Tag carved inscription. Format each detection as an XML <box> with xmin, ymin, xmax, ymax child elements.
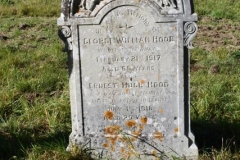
<box><xmin>97</xmin><ymin>47</ymin><xmax>157</xmax><ymax>53</ymax></box>
<box><xmin>91</xmin><ymin>97</ymin><xmax>168</xmax><ymax>104</ymax></box>
<box><xmin>88</xmin><ymin>81</ymin><xmax>169</xmax><ymax>90</ymax></box>
<box><xmin>79</xmin><ymin>6</ymin><xmax>179</xmax><ymax>148</ymax></box>
<box><xmin>96</xmin><ymin>54</ymin><xmax>160</xmax><ymax>63</ymax></box>
<box><xmin>83</xmin><ymin>36</ymin><xmax>174</xmax><ymax>45</ymax></box>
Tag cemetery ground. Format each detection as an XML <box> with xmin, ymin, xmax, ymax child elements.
<box><xmin>0</xmin><ymin>0</ymin><xmax>240</xmax><ymax>159</ymax></box>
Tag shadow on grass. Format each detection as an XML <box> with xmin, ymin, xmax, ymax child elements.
<box><xmin>2</xmin><ymin>120</ymin><xmax>240</xmax><ymax>159</ymax></box>
<box><xmin>0</xmin><ymin>130</ymin><xmax>70</xmax><ymax>160</ymax></box>
<box><xmin>192</xmin><ymin>120</ymin><xmax>240</xmax><ymax>153</ymax></box>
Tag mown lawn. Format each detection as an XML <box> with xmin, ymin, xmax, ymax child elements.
<box><xmin>0</xmin><ymin>0</ymin><xmax>240</xmax><ymax>159</ymax></box>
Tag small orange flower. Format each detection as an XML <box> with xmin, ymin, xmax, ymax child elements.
<box><xmin>152</xmin><ymin>150</ymin><xmax>157</xmax><ymax>156</ymax></box>
<box><xmin>153</xmin><ymin>131</ymin><xmax>164</xmax><ymax>142</ymax></box>
<box><xmin>159</xmin><ymin>109</ymin><xmax>163</xmax><ymax>114</ymax></box>
<box><xmin>110</xmin><ymin>146</ymin><xmax>115</xmax><ymax>151</ymax></box>
<box><xmin>121</xmin><ymin>147</ymin><xmax>125</xmax><ymax>153</ymax></box>
<box><xmin>105</xmin><ymin>125</ymin><xmax>121</xmax><ymax>134</ymax></box>
<box><xmin>130</xmin><ymin>137</ymin><xmax>136</xmax><ymax>142</ymax></box>
<box><xmin>105</xmin><ymin>126</ymin><xmax>114</xmax><ymax>134</ymax></box>
<box><xmin>174</xmin><ymin>127</ymin><xmax>179</xmax><ymax>133</ymax></box>
<box><xmin>108</xmin><ymin>135</ymin><xmax>118</xmax><ymax>144</ymax></box>
<box><xmin>126</xmin><ymin>120</ymin><xmax>137</xmax><ymax>128</ymax></box>
<box><xmin>104</xmin><ymin>110</ymin><xmax>114</xmax><ymax>120</ymax></box>
<box><xmin>140</xmin><ymin>79</ymin><xmax>146</xmax><ymax>84</ymax></box>
<box><xmin>102</xmin><ymin>142</ymin><xmax>108</xmax><ymax>148</ymax></box>
<box><xmin>138</xmin><ymin>124</ymin><xmax>144</xmax><ymax>130</ymax></box>
<box><xmin>125</xmin><ymin>88</ymin><xmax>130</xmax><ymax>93</ymax></box>
<box><xmin>131</xmin><ymin>130</ymin><xmax>141</xmax><ymax>137</ymax></box>
<box><xmin>140</xmin><ymin>116</ymin><xmax>148</xmax><ymax>125</ymax></box>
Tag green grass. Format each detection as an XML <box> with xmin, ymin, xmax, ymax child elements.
<box><xmin>190</xmin><ymin>15</ymin><xmax>240</xmax><ymax>158</ymax></box>
<box><xmin>194</xmin><ymin>0</ymin><xmax>240</xmax><ymax>20</ymax></box>
<box><xmin>0</xmin><ymin>17</ymin><xmax>73</xmax><ymax>159</ymax></box>
<box><xmin>191</xmin><ymin>47</ymin><xmax>240</xmax><ymax>156</ymax></box>
<box><xmin>0</xmin><ymin>0</ymin><xmax>60</xmax><ymax>17</ymax></box>
<box><xmin>0</xmin><ymin>0</ymin><xmax>240</xmax><ymax>159</ymax></box>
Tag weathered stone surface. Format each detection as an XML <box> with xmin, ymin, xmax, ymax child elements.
<box><xmin>58</xmin><ymin>0</ymin><xmax>198</xmax><ymax>159</ymax></box>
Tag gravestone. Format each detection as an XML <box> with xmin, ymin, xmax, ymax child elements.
<box><xmin>58</xmin><ymin>0</ymin><xmax>198</xmax><ymax>159</ymax></box>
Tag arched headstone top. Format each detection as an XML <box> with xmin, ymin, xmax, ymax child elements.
<box><xmin>58</xmin><ymin>0</ymin><xmax>196</xmax><ymax>25</ymax></box>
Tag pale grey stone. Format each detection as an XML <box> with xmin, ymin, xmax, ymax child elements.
<box><xmin>58</xmin><ymin>0</ymin><xmax>198</xmax><ymax>159</ymax></box>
